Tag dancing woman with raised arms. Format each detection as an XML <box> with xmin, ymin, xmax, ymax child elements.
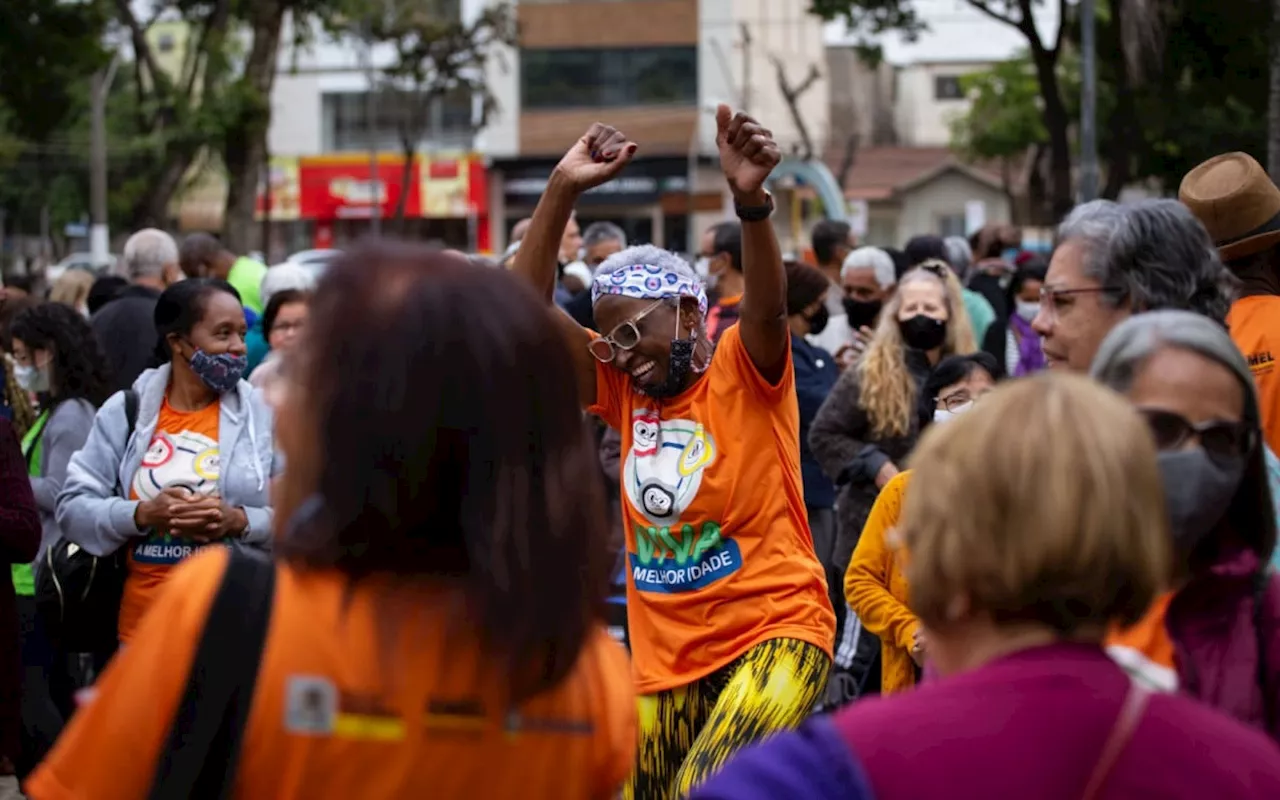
<box><xmin>514</xmin><ymin>107</ymin><xmax>836</xmax><ymax>799</ymax></box>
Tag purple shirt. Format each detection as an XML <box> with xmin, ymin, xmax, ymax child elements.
<box><xmin>692</xmin><ymin>643</ymin><xmax>1280</xmax><ymax>800</ymax></box>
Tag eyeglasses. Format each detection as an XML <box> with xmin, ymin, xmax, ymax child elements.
<box><xmin>1138</xmin><ymin>408</ymin><xmax>1256</xmax><ymax>462</ymax></box>
<box><xmin>937</xmin><ymin>392</ymin><xmax>977</xmax><ymax>412</ymax></box>
<box><xmin>587</xmin><ymin>300</ymin><xmax>668</xmax><ymax>363</ymax></box>
<box><xmin>1037</xmin><ymin>285</ymin><xmax>1125</xmax><ymax>324</ymax></box>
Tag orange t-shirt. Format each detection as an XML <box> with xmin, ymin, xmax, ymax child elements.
<box><xmin>1105</xmin><ymin>591</ymin><xmax>1178</xmax><ymax>691</ymax></box>
<box><xmin>119</xmin><ymin>398</ymin><xmax>222</xmax><ymax>642</ymax></box>
<box><xmin>1228</xmin><ymin>295</ymin><xmax>1280</xmax><ymax>455</ymax></box>
<box><xmin>27</xmin><ymin>549</ymin><xmax>636</xmax><ymax>800</ymax></box>
<box><xmin>589</xmin><ymin>324</ymin><xmax>836</xmax><ymax>694</ymax></box>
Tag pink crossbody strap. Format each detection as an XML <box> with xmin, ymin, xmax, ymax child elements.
<box><xmin>1080</xmin><ymin>682</ymin><xmax>1151</xmax><ymax>800</ymax></box>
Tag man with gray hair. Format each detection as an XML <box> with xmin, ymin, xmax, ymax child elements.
<box><xmin>1031</xmin><ymin>199</ymin><xmax>1235</xmax><ymax>373</ymax></box>
<box><xmin>93</xmin><ymin>228</ymin><xmax>186</xmax><ymax>392</ymax></box>
<box><xmin>581</xmin><ymin>221</ymin><xmax>627</xmax><ymax>268</ymax></box>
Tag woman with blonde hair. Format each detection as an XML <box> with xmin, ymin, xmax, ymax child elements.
<box><xmin>696</xmin><ymin>374</ymin><xmax>1280</xmax><ymax>799</ymax></box>
<box><xmin>809</xmin><ymin>259</ymin><xmax>974</xmax><ymax>701</ymax></box>
<box><xmin>48</xmin><ymin>270</ymin><xmax>95</xmax><ymax>318</ymax></box>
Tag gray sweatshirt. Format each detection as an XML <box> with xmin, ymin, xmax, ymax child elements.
<box><xmin>28</xmin><ymin>398</ymin><xmax>96</xmax><ymax>571</ymax></box>
<box><xmin>57</xmin><ymin>363</ymin><xmax>278</xmax><ymax>557</ymax></box>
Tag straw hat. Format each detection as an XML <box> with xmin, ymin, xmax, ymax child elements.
<box><xmin>1179</xmin><ymin>152</ymin><xmax>1280</xmax><ymax>263</ymax></box>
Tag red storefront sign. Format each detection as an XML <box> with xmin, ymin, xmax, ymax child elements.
<box><xmin>297</xmin><ymin>156</ymin><xmax>422</xmax><ymax>221</ymax></box>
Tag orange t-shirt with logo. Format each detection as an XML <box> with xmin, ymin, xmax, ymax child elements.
<box><xmin>26</xmin><ymin>549</ymin><xmax>636</xmax><ymax>800</ymax></box>
<box><xmin>1228</xmin><ymin>295</ymin><xmax>1280</xmax><ymax>454</ymax></box>
<box><xmin>589</xmin><ymin>324</ymin><xmax>836</xmax><ymax>694</ymax></box>
<box><xmin>119</xmin><ymin>398</ymin><xmax>222</xmax><ymax>642</ymax></box>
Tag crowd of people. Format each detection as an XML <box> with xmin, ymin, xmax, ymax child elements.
<box><xmin>0</xmin><ymin>105</ymin><xmax>1278</xmax><ymax>799</ymax></box>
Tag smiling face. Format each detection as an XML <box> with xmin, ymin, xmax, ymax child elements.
<box><xmin>173</xmin><ymin>290</ymin><xmax>248</xmax><ymax>359</ymax></box>
<box><xmin>1032</xmin><ymin>240</ymin><xmax>1131</xmax><ymax>372</ymax></box>
<box><xmin>594</xmin><ymin>294</ymin><xmax>695</xmax><ymax>393</ymax></box>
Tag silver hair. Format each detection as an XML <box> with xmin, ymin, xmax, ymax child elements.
<box><xmin>121</xmin><ymin>228</ymin><xmax>179</xmax><ymax>280</ymax></box>
<box><xmin>944</xmin><ymin>236</ymin><xmax>973</xmax><ymax>281</ymax></box>
<box><xmin>582</xmin><ymin>221</ymin><xmax>627</xmax><ymax>249</ymax></box>
<box><xmin>1090</xmin><ymin>310</ymin><xmax>1259</xmax><ymax>424</ymax></box>
<box><xmin>841</xmin><ymin>246</ymin><xmax>896</xmax><ymax>289</ymax></box>
<box><xmin>260</xmin><ymin>262</ymin><xmax>317</xmax><ymax>309</ymax></box>
<box><xmin>1057</xmin><ymin>199</ymin><xmax>1237</xmax><ymax>323</ymax></box>
<box><xmin>593</xmin><ymin>244</ymin><xmax>702</xmax><ymax>287</ymax></box>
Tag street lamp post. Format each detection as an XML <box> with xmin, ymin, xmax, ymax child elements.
<box><xmin>90</xmin><ymin>52</ymin><xmax>121</xmax><ymax>267</ymax></box>
<box><xmin>1080</xmin><ymin>0</ymin><xmax>1100</xmax><ymax>202</ymax></box>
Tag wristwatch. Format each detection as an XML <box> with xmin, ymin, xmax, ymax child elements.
<box><xmin>734</xmin><ymin>191</ymin><xmax>775</xmax><ymax>223</ymax></box>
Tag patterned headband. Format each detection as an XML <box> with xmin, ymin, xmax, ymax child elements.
<box><xmin>590</xmin><ymin>262</ymin><xmax>708</xmax><ymax>317</ymax></box>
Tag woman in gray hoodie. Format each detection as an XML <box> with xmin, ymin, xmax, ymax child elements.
<box><xmin>57</xmin><ymin>279</ymin><xmax>277</xmax><ymax>647</ymax></box>
<box><xmin>8</xmin><ymin>302</ymin><xmax>112</xmax><ymax>772</ymax></box>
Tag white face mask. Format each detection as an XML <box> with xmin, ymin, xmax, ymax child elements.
<box><xmin>933</xmin><ymin>401</ymin><xmax>973</xmax><ymax>424</ymax></box>
<box><xmin>14</xmin><ymin>362</ymin><xmax>49</xmax><ymax>393</ymax></box>
<box><xmin>1015</xmin><ymin>300</ymin><xmax>1039</xmax><ymax>322</ymax></box>
<box><xmin>695</xmin><ymin>257</ymin><xmax>712</xmax><ymax>279</ymax></box>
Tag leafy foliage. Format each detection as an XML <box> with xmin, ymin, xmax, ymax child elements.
<box><xmin>808</xmin><ymin>0</ymin><xmax>925</xmax><ymax>64</ymax></box>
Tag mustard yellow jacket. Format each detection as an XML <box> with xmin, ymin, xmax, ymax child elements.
<box><xmin>844</xmin><ymin>470</ymin><xmax>919</xmax><ymax>694</ymax></box>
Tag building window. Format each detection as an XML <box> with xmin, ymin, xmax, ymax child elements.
<box><xmin>322</xmin><ymin>88</ymin><xmax>474</xmax><ymax>153</ymax></box>
<box><xmin>157</xmin><ymin>33</ymin><xmax>176</xmax><ymax>54</ymax></box>
<box><xmin>938</xmin><ymin>213</ymin><xmax>967</xmax><ymax>238</ymax></box>
<box><xmin>522</xmin><ymin>47</ymin><xmax>698</xmax><ymax>110</ymax></box>
<box><xmin>934</xmin><ymin>75</ymin><xmax>964</xmax><ymax>101</ymax></box>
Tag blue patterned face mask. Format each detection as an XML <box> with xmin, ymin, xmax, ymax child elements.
<box><xmin>187</xmin><ymin>346</ymin><xmax>247</xmax><ymax>393</ymax></box>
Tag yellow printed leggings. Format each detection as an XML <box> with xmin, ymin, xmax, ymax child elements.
<box><xmin>624</xmin><ymin>638</ymin><xmax>830</xmax><ymax>800</ymax></box>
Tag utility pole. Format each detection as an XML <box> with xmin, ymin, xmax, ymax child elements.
<box><xmin>1079</xmin><ymin>0</ymin><xmax>1099</xmax><ymax>202</ymax></box>
<box><xmin>90</xmin><ymin>52</ymin><xmax>121</xmax><ymax>267</ymax></box>
<box><xmin>363</xmin><ymin>20</ymin><xmax>381</xmax><ymax>237</ymax></box>
<box><xmin>739</xmin><ymin>23</ymin><xmax>752</xmax><ymax>114</ymax></box>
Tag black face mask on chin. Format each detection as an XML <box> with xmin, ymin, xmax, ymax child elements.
<box><xmin>640</xmin><ymin>336</ymin><xmax>696</xmax><ymax>399</ymax></box>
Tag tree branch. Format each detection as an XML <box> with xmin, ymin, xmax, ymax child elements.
<box><xmin>1054</xmin><ymin>0</ymin><xmax>1068</xmax><ymax>56</ymax></box>
<box><xmin>770</xmin><ymin>55</ymin><xmax>820</xmax><ymax>161</ymax></box>
<box><xmin>111</xmin><ymin>0</ymin><xmax>164</xmax><ymax>100</ymax></box>
<box><xmin>966</xmin><ymin>0</ymin><xmax>1020</xmax><ymax>29</ymax></box>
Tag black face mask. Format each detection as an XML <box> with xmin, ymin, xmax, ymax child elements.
<box><xmin>843</xmin><ymin>297</ymin><xmax>883</xmax><ymax>330</ymax></box>
<box><xmin>899</xmin><ymin>315</ymin><xmax>947</xmax><ymax>351</ymax></box>
<box><xmin>641</xmin><ymin>336</ymin><xmax>697</xmax><ymax>399</ymax></box>
<box><xmin>807</xmin><ymin>305</ymin><xmax>831</xmax><ymax>335</ymax></box>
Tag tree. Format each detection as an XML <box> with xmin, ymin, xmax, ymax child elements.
<box><xmin>108</xmin><ymin>0</ymin><xmax>239</xmax><ymax>229</ymax></box>
<box><xmin>0</xmin><ymin>0</ymin><xmax>110</xmax><ymax>252</ymax></box>
<box><xmin>948</xmin><ymin>56</ymin><xmax>1050</xmax><ymax>222</ymax></box>
<box><xmin>368</xmin><ymin>0</ymin><xmax>517</xmax><ymax>228</ymax></box>
<box><xmin>946</xmin><ymin>0</ymin><xmax>1269</xmax><ymax>208</ymax></box>
<box><xmin>221</xmin><ymin>0</ymin><xmax>349</xmax><ymax>254</ymax></box>
<box><xmin>771</xmin><ymin>57</ymin><xmax>822</xmax><ymax>161</ymax></box>
<box><xmin>811</xmin><ymin>0</ymin><xmax>1075</xmax><ymax>218</ymax></box>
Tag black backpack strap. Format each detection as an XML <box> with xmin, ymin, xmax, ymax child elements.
<box><xmin>149</xmin><ymin>544</ymin><xmax>276</xmax><ymax>800</ymax></box>
<box><xmin>117</xmin><ymin>390</ymin><xmax>139</xmax><ymax>497</ymax></box>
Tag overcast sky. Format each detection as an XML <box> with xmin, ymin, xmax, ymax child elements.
<box><xmin>823</xmin><ymin>0</ymin><xmax>1063</xmax><ymax>64</ymax></box>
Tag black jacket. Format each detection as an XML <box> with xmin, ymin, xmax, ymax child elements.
<box><xmin>808</xmin><ymin>349</ymin><xmax>932</xmax><ymax>574</ymax></box>
<box><xmin>91</xmin><ymin>285</ymin><xmax>160</xmax><ymax>393</ymax></box>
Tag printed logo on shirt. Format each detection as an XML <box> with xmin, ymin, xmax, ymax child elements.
<box><xmin>133</xmin><ymin>429</ymin><xmax>220</xmax><ymax>500</ymax></box>
<box><xmin>1248</xmin><ymin>350</ymin><xmax>1275</xmax><ymax>375</ymax></box>
<box><xmin>623</xmin><ymin>411</ymin><xmax>740</xmax><ymax>593</ymax></box>
<box><xmin>284</xmin><ymin>675</ymin><xmax>337</xmax><ymax>735</ymax></box>
<box><xmin>130</xmin><ymin>534</ymin><xmax>214</xmax><ymax>565</ymax></box>
<box><xmin>284</xmin><ymin>678</ymin><xmax>407</xmax><ymax>741</ymax></box>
